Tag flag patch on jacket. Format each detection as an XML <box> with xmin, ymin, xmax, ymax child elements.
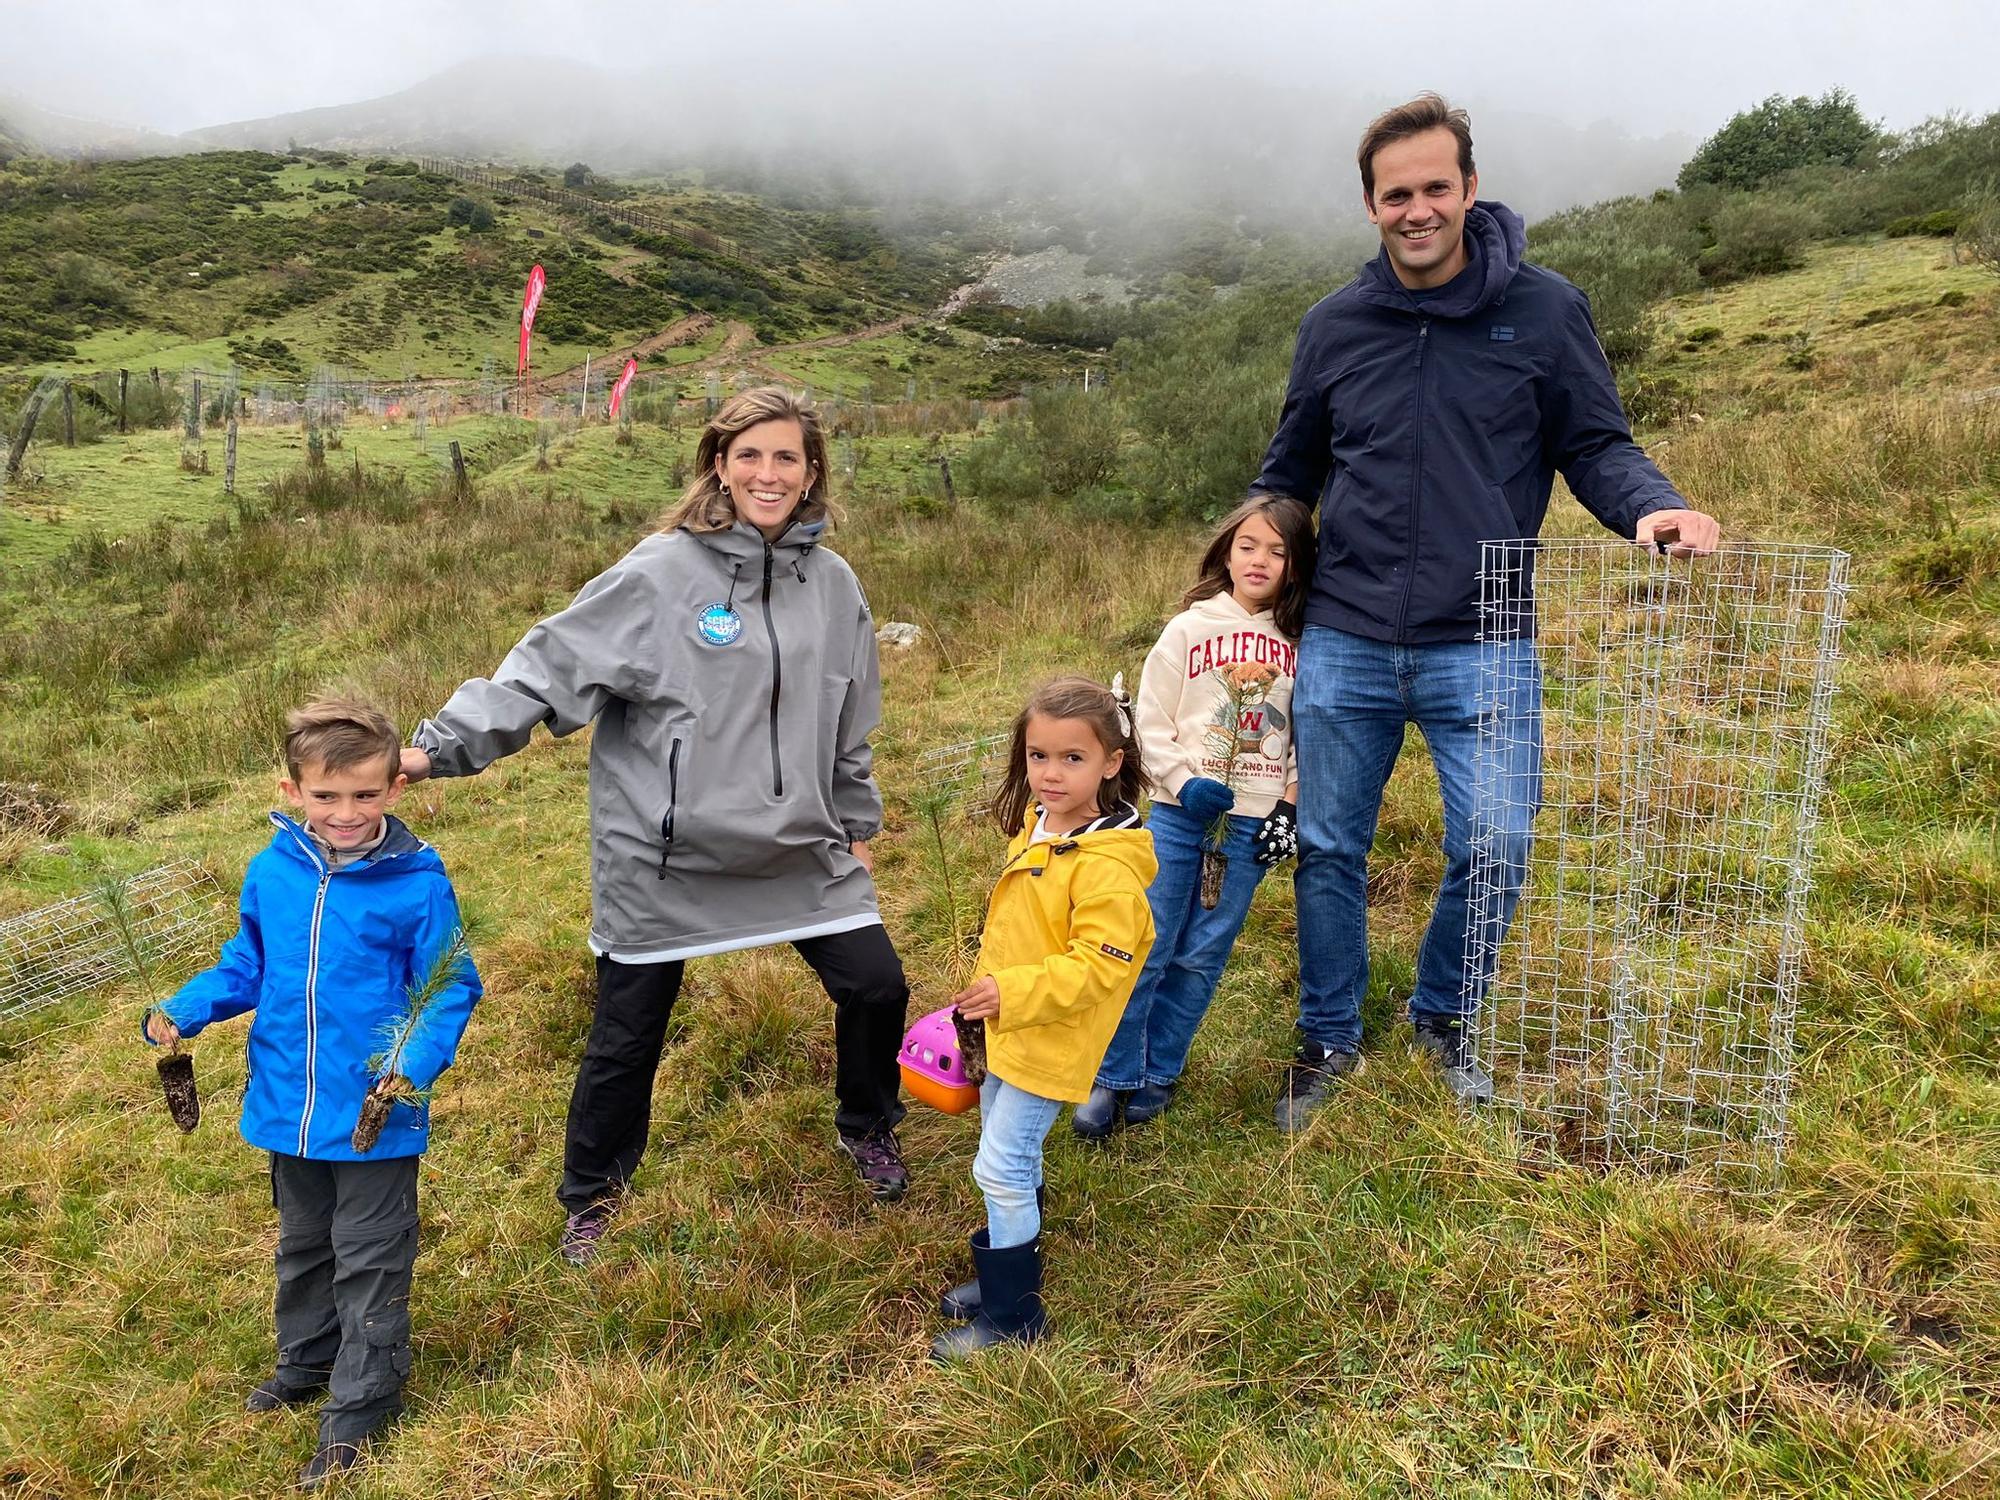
<box><xmin>1100</xmin><ymin>943</ymin><xmax>1134</xmax><ymax>963</ymax></box>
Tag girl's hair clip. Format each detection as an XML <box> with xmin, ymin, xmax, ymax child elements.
<box><xmin>1110</xmin><ymin>671</ymin><xmax>1132</xmax><ymax>739</ymax></box>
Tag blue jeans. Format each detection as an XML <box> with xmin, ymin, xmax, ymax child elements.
<box><xmin>1096</xmin><ymin>798</ymin><xmax>1266</xmax><ymax>1090</ymax></box>
<box><xmin>972</xmin><ymin>1075</ymin><xmax>1064</xmax><ymax>1248</ymax></box>
<box><xmin>1292</xmin><ymin>625</ymin><xmax>1541</xmax><ymax>1053</ymax></box>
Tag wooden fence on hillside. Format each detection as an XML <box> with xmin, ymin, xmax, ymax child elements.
<box><xmin>417</xmin><ymin>158</ymin><xmax>745</xmax><ymax>261</ymax></box>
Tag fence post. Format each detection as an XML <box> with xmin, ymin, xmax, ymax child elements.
<box><xmin>937</xmin><ymin>454</ymin><xmax>957</xmax><ymax>507</ymax></box>
<box><xmin>6</xmin><ymin>390</ymin><xmax>47</xmax><ymax>480</ymax></box>
<box><xmin>449</xmin><ymin>440</ymin><xmax>468</xmax><ymax>497</ymax></box>
<box><xmin>62</xmin><ymin>383</ymin><xmax>75</xmax><ymax>447</ymax></box>
<box><xmin>118</xmin><ymin>369</ymin><xmax>129</xmax><ymax>434</ymax></box>
<box><xmin>224</xmin><ymin>415</ymin><xmax>238</xmax><ymax>495</ymax></box>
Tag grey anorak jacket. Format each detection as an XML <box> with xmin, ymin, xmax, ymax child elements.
<box><xmin>413</xmin><ymin>518</ymin><xmax>886</xmax><ymax>962</ymax></box>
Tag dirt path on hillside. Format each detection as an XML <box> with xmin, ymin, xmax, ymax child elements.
<box><xmin>528</xmin><ymin>306</ymin><xmax>925</xmax><ymax>398</ymax></box>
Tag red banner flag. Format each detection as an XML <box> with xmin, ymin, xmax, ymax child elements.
<box><xmin>607</xmin><ymin>357</ymin><xmax>639</xmax><ymax>420</ymax></box>
<box><xmin>516</xmin><ymin>264</ymin><xmax>546</xmax><ymax>377</ymax></box>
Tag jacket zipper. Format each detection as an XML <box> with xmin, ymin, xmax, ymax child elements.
<box><xmin>1396</xmin><ymin>318</ymin><xmax>1429</xmax><ymax>639</ymax></box>
<box><xmin>761</xmin><ymin>542</ymin><xmax>784</xmax><ymax>797</ymax></box>
<box><xmin>298</xmin><ymin>866</ymin><xmax>331</xmax><ymax>1155</ymax></box>
<box><xmin>657</xmin><ymin>738</ymin><xmax>681</xmax><ymax>879</ymax></box>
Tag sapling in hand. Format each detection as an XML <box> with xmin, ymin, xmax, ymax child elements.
<box><xmin>100</xmin><ymin>874</ymin><xmax>199</xmax><ymax>1132</ymax></box>
<box><xmin>352</xmin><ymin>930</ymin><xmax>471</xmax><ymax>1152</ymax></box>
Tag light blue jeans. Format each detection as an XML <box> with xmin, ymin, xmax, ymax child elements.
<box><xmin>972</xmin><ymin>1075</ymin><xmax>1063</xmax><ymax>1249</ymax></box>
<box><xmin>1292</xmin><ymin>625</ymin><xmax>1542</xmax><ymax>1053</ymax></box>
<box><xmin>1096</xmin><ymin>798</ymin><xmax>1266</xmax><ymax>1090</ymax></box>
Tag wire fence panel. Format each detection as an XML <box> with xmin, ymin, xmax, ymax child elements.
<box><xmin>0</xmin><ymin>862</ymin><xmax>230</xmax><ymax>1020</ymax></box>
<box><xmin>914</xmin><ymin>735</ymin><xmax>1010</xmax><ymax>817</ymax></box>
<box><xmin>1467</xmin><ymin>539</ymin><xmax>1850</xmax><ymax>1179</ymax></box>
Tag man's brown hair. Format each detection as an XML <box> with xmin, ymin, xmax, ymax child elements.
<box><xmin>285</xmin><ymin>697</ymin><xmax>402</xmax><ymax>783</ymax></box>
<box><xmin>1357</xmin><ymin>92</ymin><xmax>1475</xmax><ymax>201</ymax></box>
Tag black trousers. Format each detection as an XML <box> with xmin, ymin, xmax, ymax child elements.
<box><xmin>269</xmin><ymin>1152</ymin><xmax>419</xmax><ymax>1446</ymax></box>
<box><xmin>559</xmin><ymin>924</ymin><xmax>910</xmax><ymax>1213</ymax></box>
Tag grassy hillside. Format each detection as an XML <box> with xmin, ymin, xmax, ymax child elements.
<box><xmin>1</xmin><ymin>221</ymin><xmax>1996</xmax><ymax>1497</ymax></box>
<box><xmin>0</xmin><ymin>151</ymin><xmax>998</xmax><ymax>379</ymax></box>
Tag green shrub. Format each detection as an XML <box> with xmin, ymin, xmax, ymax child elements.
<box><xmin>1529</xmin><ymin>195</ymin><xmax>1703</xmax><ymax>365</ymax></box>
<box><xmin>1885</xmin><ymin>209</ymin><xmax>1964</xmax><ymax>237</ymax></box>
<box><xmin>1700</xmin><ymin>196</ymin><xmax>1823</xmax><ymax>281</ymax></box>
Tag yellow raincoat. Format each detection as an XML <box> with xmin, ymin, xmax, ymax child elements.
<box><xmin>976</xmin><ymin>807</ymin><xmax>1158</xmax><ymax>1103</ymax></box>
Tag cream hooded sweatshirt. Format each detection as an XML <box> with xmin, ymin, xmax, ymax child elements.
<box><xmin>1135</xmin><ymin>591</ymin><xmax>1298</xmax><ymax>821</ymax></box>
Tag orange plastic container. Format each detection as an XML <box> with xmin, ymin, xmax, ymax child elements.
<box><xmin>900</xmin><ymin>1004</ymin><xmax>980</xmax><ymax>1114</ymax></box>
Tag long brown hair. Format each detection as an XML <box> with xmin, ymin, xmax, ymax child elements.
<box><xmin>658</xmin><ymin>385</ymin><xmax>837</xmax><ymax>534</ymax></box>
<box><xmin>1180</xmin><ymin>492</ymin><xmax>1316</xmax><ymax>640</ymax></box>
<box><xmin>991</xmin><ymin>676</ymin><xmax>1147</xmax><ymax>835</ymax></box>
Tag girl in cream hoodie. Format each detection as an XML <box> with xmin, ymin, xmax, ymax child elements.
<box><xmin>1074</xmin><ymin>493</ymin><xmax>1316</xmax><ymax>1139</ymax></box>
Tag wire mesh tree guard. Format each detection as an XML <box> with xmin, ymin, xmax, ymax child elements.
<box><xmin>0</xmin><ymin>861</ymin><xmax>229</xmax><ymax>1022</ymax></box>
<box><xmin>914</xmin><ymin>734</ymin><xmax>1011</xmax><ymax>818</ymax></box>
<box><xmin>1466</xmin><ymin>538</ymin><xmax>1850</xmax><ymax>1178</ymax></box>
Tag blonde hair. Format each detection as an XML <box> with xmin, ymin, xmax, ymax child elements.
<box><xmin>659</xmin><ymin>386</ymin><xmax>837</xmax><ymax>534</ymax></box>
<box><xmin>285</xmin><ymin>697</ymin><xmax>401</xmax><ymax>783</ymax></box>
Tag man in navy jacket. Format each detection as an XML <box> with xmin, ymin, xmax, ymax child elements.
<box><xmin>1258</xmin><ymin>93</ymin><xmax>1719</xmax><ymax>1127</ymax></box>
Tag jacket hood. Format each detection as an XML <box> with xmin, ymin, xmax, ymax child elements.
<box><xmin>685</xmin><ymin>518</ymin><xmax>826</xmax><ymax>568</ymax></box>
<box><xmin>1016</xmin><ymin>801</ymin><xmax>1158</xmax><ymax>887</ymax></box>
<box><xmin>268</xmin><ymin>812</ymin><xmax>437</xmax><ymax>875</ymax></box>
<box><xmin>1355</xmin><ymin>199</ymin><xmax>1525</xmax><ymax>319</ymax></box>
<box><xmin>1185</xmin><ymin>590</ymin><xmax>1274</xmax><ymax>626</ymax></box>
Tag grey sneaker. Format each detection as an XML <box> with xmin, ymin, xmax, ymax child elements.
<box><xmin>560</xmin><ymin>1202</ymin><xmax>615</xmax><ymax>1266</ymax></box>
<box><xmin>1274</xmin><ymin>1041</ymin><xmax>1363</xmax><ymax>1132</ymax></box>
<box><xmin>1412</xmin><ymin>1015</ymin><xmax>1493</xmax><ymax>1106</ymax></box>
<box><xmin>838</xmin><ymin>1129</ymin><xmax>909</xmax><ymax>1202</ymax></box>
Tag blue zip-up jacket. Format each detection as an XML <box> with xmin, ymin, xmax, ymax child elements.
<box><xmin>1257</xmin><ymin>200</ymin><xmax>1685</xmax><ymax>644</ymax></box>
<box><xmin>152</xmin><ymin>813</ymin><xmax>482</xmax><ymax>1161</ymax></box>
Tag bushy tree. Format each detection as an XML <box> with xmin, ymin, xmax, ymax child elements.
<box><xmin>1957</xmin><ymin>190</ymin><xmax>2000</xmax><ymax>278</ymax></box>
<box><xmin>1679</xmin><ymin>90</ymin><xmax>1879</xmax><ymax>192</ymax></box>
<box><xmin>563</xmin><ymin>161</ymin><xmax>594</xmax><ymax>189</ymax></box>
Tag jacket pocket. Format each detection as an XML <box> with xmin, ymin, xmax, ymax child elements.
<box><xmin>655</xmin><ymin>736</ymin><xmax>683</xmax><ymax>879</ymax></box>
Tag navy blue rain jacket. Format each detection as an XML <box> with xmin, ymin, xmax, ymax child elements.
<box><xmin>153</xmin><ymin>813</ymin><xmax>482</xmax><ymax>1161</ymax></box>
<box><xmin>1257</xmin><ymin>201</ymin><xmax>1685</xmax><ymax>643</ymax></box>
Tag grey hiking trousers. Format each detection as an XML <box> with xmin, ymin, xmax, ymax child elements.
<box><xmin>269</xmin><ymin>1153</ymin><xmax>419</xmax><ymax>1446</ymax></box>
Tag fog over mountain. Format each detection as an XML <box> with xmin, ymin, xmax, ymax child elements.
<box><xmin>4</xmin><ymin>0</ymin><xmax>1995</xmax><ymax>229</ymax></box>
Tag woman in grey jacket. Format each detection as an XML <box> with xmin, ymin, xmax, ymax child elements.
<box><xmin>401</xmin><ymin>387</ymin><xmax>911</xmax><ymax>1263</ymax></box>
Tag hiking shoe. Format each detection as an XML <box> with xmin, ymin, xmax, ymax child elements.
<box><xmin>1273</xmin><ymin>1040</ymin><xmax>1363</xmax><ymax>1133</ymax></box>
<box><xmin>297</xmin><ymin>1441</ymin><xmax>364</xmax><ymax>1490</ymax></box>
<box><xmin>1411</xmin><ymin>1015</ymin><xmax>1493</xmax><ymax>1106</ymax></box>
<box><xmin>246</xmin><ymin>1372</ymin><xmax>330</xmax><ymax>1413</ymax></box>
<box><xmin>559</xmin><ymin>1202</ymin><xmax>615</xmax><ymax>1266</ymax></box>
<box><xmin>839</xmin><ymin>1129</ymin><xmax>909</xmax><ymax>1202</ymax></box>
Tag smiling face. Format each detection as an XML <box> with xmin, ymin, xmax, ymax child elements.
<box><xmin>1365</xmin><ymin>126</ymin><xmax>1478</xmax><ymax>290</ymax></box>
<box><xmin>1227</xmin><ymin>511</ymin><xmax>1289</xmax><ymax>612</ymax></box>
<box><xmin>715</xmin><ymin>417</ymin><xmax>816</xmax><ymax>541</ymax></box>
<box><xmin>282</xmin><ymin>756</ymin><xmax>405</xmax><ymax>852</ymax></box>
<box><xmin>1024</xmin><ymin>713</ymin><xmax>1124</xmax><ymax>831</ymax></box>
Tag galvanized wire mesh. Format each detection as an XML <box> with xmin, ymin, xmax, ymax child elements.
<box><xmin>915</xmin><ymin>734</ymin><xmax>1010</xmax><ymax>817</ymax></box>
<box><xmin>0</xmin><ymin>862</ymin><xmax>230</xmax><ymax>1020</ymax></box>
<box><xmin>1467</xmin><ymin>539</ymin><xmax>1850</xmax><ymax>1178</ymax></box>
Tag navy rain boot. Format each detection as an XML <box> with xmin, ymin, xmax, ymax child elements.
<box><xmin>940</xmin><ymin>1186</ymin><xmax>1044</xmax><ymax>1320</ymax></box>
<box><xmin>930</xmin><ymin>1231</ymin><xmax>1047</xmax><ymax>1362</ymax></box>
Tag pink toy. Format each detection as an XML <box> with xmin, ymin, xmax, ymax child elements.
<box><xmin>900</xmin><ymin>1004</ymin><xmax>980</xmax><ymax>1114</ymax></box>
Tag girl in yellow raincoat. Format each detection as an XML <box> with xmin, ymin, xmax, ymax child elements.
<box><xmin>930</xmin><ymin>676</ymin><xmax>1157</xmax><ymax>1362</ymax></box>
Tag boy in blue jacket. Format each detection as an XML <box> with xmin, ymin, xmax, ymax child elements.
<box><xmin>144</xmin><ymin>698</ymin><xmax>481</xmax><ymax>1489</ymax></box>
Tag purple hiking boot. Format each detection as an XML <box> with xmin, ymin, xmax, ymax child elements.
<box><xmin>838</xmin><ymin>1129</ymin><xmax>909</xmax><ymax>1202</ymax></box>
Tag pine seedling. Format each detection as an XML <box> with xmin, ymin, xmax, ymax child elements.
<box><xmin>352</xmin><ymin>929</ymin><xmax>471</xmax><ymax>1152</ymax></box>
<box><xmin>913</xmin><ymin>775</ymin><xmax>987</xmax><ymax>1086</ymax></box>
<box><xmin>99</xmin><ymin>874</ymin><xmax>198</xmax><ymax>1132</ymax></box>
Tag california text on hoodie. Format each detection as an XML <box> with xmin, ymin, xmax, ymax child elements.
<box><xmin>413</xmin><ymin>518</ymin><xmax>886</xmax><ymax>963</ymax></box>
<box><xmin>152</xmin><ymin>813</ymin><xmax>482</xmax><ymax>1161</ymax></box>
<box><xmin>1257</xmin><ymin>201</ymin><xmax>1686</xmax><ymax>645</ymax></box>
<box><xmin>975</xmin><ymin>804</ymin><xmax>1159</xmax><ymax>1104</ymax></box>
<box><xmin>1135</xmin><ymin>592</ymin><xmax>1297</xmax><ymax>822</ymax></box>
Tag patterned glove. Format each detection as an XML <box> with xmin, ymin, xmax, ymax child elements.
<box><xmin>1177</xmin><ymin>777</ymin><xmax>1236</xmax><ymax>821</ymax></box>
<box><xmin>1254</xmin><ymin>800</ymin><xmax>1299</xmax><ymax>866</ymax></box>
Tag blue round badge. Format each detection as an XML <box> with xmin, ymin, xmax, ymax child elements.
<box><xmin>695</xmin><ymin>603</ymin><xmax>743</xmax><ymax>647</ymax></box>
